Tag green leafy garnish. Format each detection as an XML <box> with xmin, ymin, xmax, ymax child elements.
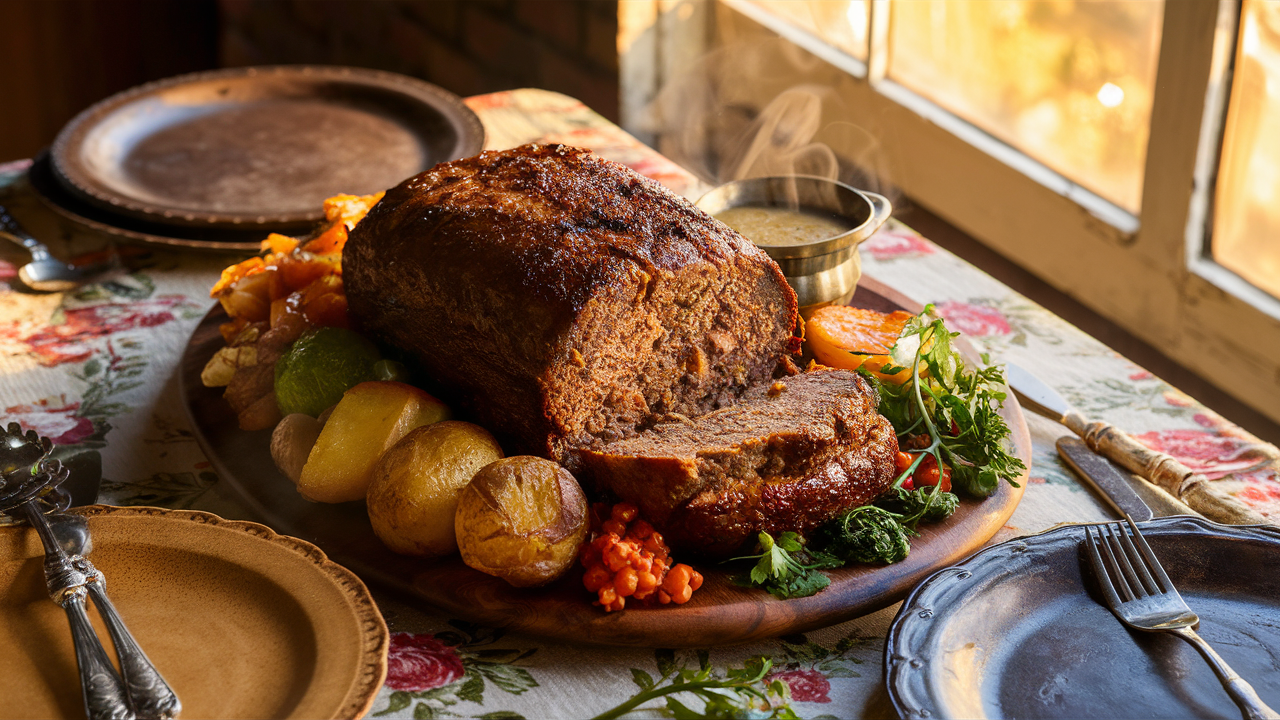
<box><xmin>592</xmin><ymin>654</ymin><xmax>798</xmax><ymax>720</ymax></box>
<box><xmin>875</xmin><ymin>485</ymin><xmax>960</xmax><ymax>524</ymax></box>
<box><xmin>810</xmin><ymin>506</ymin><xmax>912</xmax><ymax>565</ymax></box>
<box><xmin>870</xmin><ymin>305</ymin><xmax>1025</xmax><ymax>499</ymax></box>
<box><xmin>730</xmin><ymin>306</ymin><xmax>1021</xmax><ymax>599</ymax></box>
<box><xmin>730</xmin><ymin>531</ymin><xmax>832</xmax><ymax>600</ymax></box>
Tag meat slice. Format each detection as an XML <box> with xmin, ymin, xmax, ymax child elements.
<box><xmin>343</xmin><ymin>144</ymin><xmax>798</xmax><ymax>465</ymax></box>
<box><xmin>576</xmin><ymin>368</ymin><xmax>899</xmax><ymax>557</ymax></box>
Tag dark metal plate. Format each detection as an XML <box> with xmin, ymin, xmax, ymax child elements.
<box><xmin>886</xmin><ymin>516</ymin><xmax>1280</xmax><ymax>719</ymax></box>
<box><xmin>52</xmin><ymin>65</ymin><xmax>484</xmax><ymax>231</ymax></box>
<box><xmin>27</xmin><ymin>151</ymin><xmax>263</xmax><ymax>251</ymax></box>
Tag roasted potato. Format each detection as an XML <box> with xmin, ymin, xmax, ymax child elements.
<box><xmin>271</xmin><ymin>413</ymin><xmax>322</xmax><ymax>484</ymax></box>
<box><xmin>455</xmin><ymin>456</ymin><xmax>588</xmax><ymax>587</ymax></box>
<box><xmin>298</xmin><ymin>381</ymin><xmax>451</xmax><ymax>503</ymax></box>
<box><xmin>366</xmin><ymin>421</ymin><xmax>503</xmax><ymax>556</ymax></box>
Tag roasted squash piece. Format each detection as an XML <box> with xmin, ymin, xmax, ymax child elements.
<box><xmin>805</xmin><ymin>306</ymin><xmax>914</xmax><ymax>383</ymax></box>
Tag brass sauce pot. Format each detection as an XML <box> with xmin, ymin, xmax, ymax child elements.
<box><xmin>696</xmin><ymin>176</ymin><xmax>891</xmax><ymax>316</ymax></box>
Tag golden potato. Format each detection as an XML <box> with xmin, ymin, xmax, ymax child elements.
<box><xmin>455</xmin><ymin>456</ymin><xmax>588</xmax><ymax>587</ymax></box>
<box><xmin>298</xmin><ymin>381</ymin><xmax>451</xmax><ymax>503</ymax></box>
<box><xmin>366</xmin><ymin>421</ymin><xmax>503</xmax><ymax>557</ymax></box>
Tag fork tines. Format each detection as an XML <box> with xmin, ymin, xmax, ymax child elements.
<box><xmin>1084</xmin><ymin>517</ymin><xmax>1178</xmax><ymax>604</ymax></box>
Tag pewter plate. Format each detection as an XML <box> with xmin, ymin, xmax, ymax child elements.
<box><xmin>885</xmin><ymin>517</ymin><xmax>1280</xmax><ymax>719</ymax></box>
<box><xmin>51</xmin><ymin>66</ymin><xmax>484</xmax><ymax>231</ymax></box>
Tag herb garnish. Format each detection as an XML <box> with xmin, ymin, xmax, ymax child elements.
<box><xmin>810</xmin><ymin>506</ymin><xmax>912</xmax><ymax>565</ymax></box>
<box><xmin>870</xmin><ymin>305</ymin><xmax>1025</xmax><ymax>500</ymax></box>
<box><xmin>730</xmin><ymin>531</ymin><xmax>834</xmax><ymax>600</ymax></box>
<box><xmin>875</xmin><ymin>485</ymin><xmax>960</xmax><ymax>523</ymax></box>
<box><xmin>592</xmin><ymin>654</ymin><xmax>798</xmax><ymax>720</ymax></box>
<box><xmin>734</xmin><ymin>307</ymin><xmax>1022</xmax><ymax>598</ymax></box>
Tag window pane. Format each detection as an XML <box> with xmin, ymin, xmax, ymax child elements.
<box><xmin>888</xmin><ymin>0</ymin><xmax>1162</xmax><ymax>213</ymax></box>
<box><xmin>747</xmin><ymin>1</ymin><xmax>869</xmax><ymax>61</ymax></box>
<box><xmin>1213</xmin><ymin>0</ymin><xmax>1280</xmax><ymax>299</ymax></box>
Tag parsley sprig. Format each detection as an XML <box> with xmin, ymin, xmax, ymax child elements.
<box><xmin>871</xmin><ymin>305</ymin><xmax>1025</xmax><ymax>500</ymax></box>
<box><xmin>810</xmin><ymin>506</ymin><xmax>912</xmax><ymax>565</ymax></box>
<box><xmin>730</xmin><ymin>532</ymin><xmax>834</xmax><ymax>600</ymax></box>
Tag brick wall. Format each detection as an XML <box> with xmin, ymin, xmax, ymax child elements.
<box><xmin>218</xmin><ymin>0</ymin><xmax>620</xmax><ymax>121</ymax></box>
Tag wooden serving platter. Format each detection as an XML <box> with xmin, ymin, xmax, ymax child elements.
<box><xmin>179</xmin><ymin>276</ymin><xmax>1029</xmax><ymax>647</ymax></box>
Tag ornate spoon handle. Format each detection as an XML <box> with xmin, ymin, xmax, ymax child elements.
<box><xmin>78</xmin><ymin>560</ymin><xmax>182</xmax><ymax>719</ymax></box>
<box><xmin>62</xmin><ymin>593</ymin><xmax>136</xmax><ymax>720</ymax></box>
<box><xmin>24</xmin><ymin>503</ymin><xmax>135</xmax><ymax>720</ymax></box>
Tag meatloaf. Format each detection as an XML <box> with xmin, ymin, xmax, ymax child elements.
<box><xmin>576</xmin><ymin>368</ymin><xmax>899</xmax><ymax>557</ymax></box>
<box><xmin>344</xmin><ymin>144</ymin><xmax>798</xmax><ymax>463</ymax></box>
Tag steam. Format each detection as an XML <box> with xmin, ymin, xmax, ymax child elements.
<box><xmin>726</xmin><ymin>88</ymin><xmax>838</xmax><ymax>180</ymax></box>
<box><xmin>628</xmin><ymin>35</ymin><xmax>895</xmax><ymax>203</ymax></box>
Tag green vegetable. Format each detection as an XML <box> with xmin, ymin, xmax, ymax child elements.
<box><xmin>870</xmin><ymin>306</ymin><xmax>1025</xmax><ymax>500</ymax></box>
<box><xmin>811</xmin><ymin>506</ymin><xmax>911</xmax><ymax>565</ymax></box>
<box><xmin>274</xmin><ymin>327</ymin><xmax>381</xmax><ymax>417</ymax></box>
<box><xmin>592</xmin><ymin>655</ymin><xmax>798</xmax><ymax>720</ymax></box>
<box><xmin>876</xmin><ymin>485</ymin><xmax>960</xmax><ymax>524</ymax></box>
<box><xmin>731</xmin><ymin>532</ymin><xmax>832</xmax><ymax>600</ymax></box>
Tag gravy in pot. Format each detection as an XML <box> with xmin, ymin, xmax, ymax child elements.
<box><xmin>714</xmin><ymin>205</ymin><xmax>855</xmax><ymax>247</ymax></box>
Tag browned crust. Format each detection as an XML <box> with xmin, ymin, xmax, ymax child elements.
<box><xmin>577</xmin><ymin>368</ymin><xmax>899</xmax><ymax>557</ymax></box>
<box><xmin>344</xmin><ymin>143</ymin><xmax>798</xmax><ymax>462</ymax></box>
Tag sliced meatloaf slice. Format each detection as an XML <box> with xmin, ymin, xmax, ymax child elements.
<box><xmin>576</xmin><ymin>368</ymin><xmax>898</xmax><ymax>557</ymax></box>
<box><xmin>343</xmin><ymin>144</ymin><xmax>798</xmax><ymax>465</ymax></box>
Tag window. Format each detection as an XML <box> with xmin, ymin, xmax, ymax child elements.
<box><xmin>1211</xmin><ymin>0</ymin><xmax>1280</xmax><ymax>300</ymax></box>
<box><xmin>619</xmin><ymin>0</ymin><xmax>1280</xmax><ymax>426</ymax></box>
<box><xmin>886</xmin><ymin>1</ymin><xmax>1162</xmax><ymax>214</ymax></box>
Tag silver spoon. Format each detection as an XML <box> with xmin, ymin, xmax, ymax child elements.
<box><xmin>0</xmin><ymin>425</ymin><xmax>134</xmax><ymax>720</ymax></box>
<box><xmin>1</xmin><ymin>425</ymin><xmax>178</xmax><ymax>719</ymax></box>
<box><xmin>48</xmin><ymin>513</ymin><xmax>182</xmax><ymax>720</ymax></box>
<box><xmin>21</xmin><ymin>499</ymin><xmax>136</xmax><ymax>720</ymax></box>
<box><xmin>0</xmin><ymin>205</ymin><xmax>125</xmax><ymax>292</ymax></box>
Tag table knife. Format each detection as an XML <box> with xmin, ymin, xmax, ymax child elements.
<box><xmin>1056</xmin><ymin>437</ymin><xmax>1153</xmax><ymax>522</ymax></box>
<box><xmin>1005</xmin><ymin>363</ymin><xmax>1266</xmax><ymax>525</ymax></box>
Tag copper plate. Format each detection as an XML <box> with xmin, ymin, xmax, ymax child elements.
<box><xmin>0</xmin><ymin>505</ymin><xmax>388</xmax><ymax>719</ymax></box>
<box><xmin>178</xmin><ymin>276</ymin><xmax>1031</xmax><ymax>647</ymax></box>
<box><xmin>26</xmin><ymin>151</ymin><xmax>264</xmax><ymax>251</ymax></box>
<box><xmin>886</xmin><ymin>516</ymin><xmax>1280</xmax><ymax>719</ymax></box>
<box><xmin>51</xmin><ymin>65</ymin><xmax>484</xmax><ymax>231</ymax></box>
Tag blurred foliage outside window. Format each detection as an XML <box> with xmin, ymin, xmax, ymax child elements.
<box><xmin>1213</xmin><ymin>0</ymin><xmax>1280</xmax><ymax>300</ymax></box>
<box><xmin>746</xmin><ymin>0</ymin><xmax>1161</xmax><ymax>213</ymax></box>
<box><xmin>886</xmin><ymin>0</ymin><xmax>1163</xmax><ymax>214</ymax></box>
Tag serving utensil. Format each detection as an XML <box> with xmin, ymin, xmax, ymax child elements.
<box><xmin>0</xmin><ymin>204</ymin><xmax>123</xmax><ymax>292</ymax></box>
<box><xmin>1006</xmin><ymin>363</ymin><xmax>1267</xmax><ymax>525</ymax></box>
<box><xmin>0</xmin><ymin>425</ymin><xmax>132</xmax><ymax>719</ymax></box>
<box><xmin>1083</xmin><ymin>517</ymin><xmax>1280</xmax><ymax>720</ymax></box>
<box><xmin>55</xmin><ymin>511</ymin><xmax>182</xmax><ymax>720</ymax></box>
<box><xmin>0</xmin><ymin>424</ymin><xmax>180</xmax><ymax>719</ymax></box>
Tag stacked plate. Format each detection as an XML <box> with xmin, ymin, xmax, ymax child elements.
<box><xmin>30</xmin><ymin>65</ymin><xmax>485</xmax><ymax>251</ymax></box>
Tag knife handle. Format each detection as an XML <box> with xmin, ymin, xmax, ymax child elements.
<box><xmin>1062</xmin><ymin>410</ymin><xmax>1265</xmax><ymax>525</ymax></box>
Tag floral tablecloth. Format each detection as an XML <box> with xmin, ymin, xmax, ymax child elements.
<box><xmin>3</xmin><ymin>88</ymin><xmax>1278</xmax><ymax>719</ymax></box>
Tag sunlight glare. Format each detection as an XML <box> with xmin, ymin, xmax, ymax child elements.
<box><xmin>1096</xmin><ymin>82</ymin><xmax>1125</xmax><ymax>108</ymax></box>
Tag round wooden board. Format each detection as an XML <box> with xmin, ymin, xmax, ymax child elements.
<box><xmin>179</xmin><ymin>275</ymin><xmax>1029</xmax><ymax>647</ymax></box>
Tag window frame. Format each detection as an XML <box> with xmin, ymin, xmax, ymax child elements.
<box><xmin>619</xmin><ymin>0</ymin><xmax>1280</xmax><ymax>426</ymax></box>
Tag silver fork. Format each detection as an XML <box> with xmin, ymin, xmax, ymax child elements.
<box><xmin>1083</xmin><ymin>517</ymin><xmax>1280</xmax><ymax>720</ymax></box>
